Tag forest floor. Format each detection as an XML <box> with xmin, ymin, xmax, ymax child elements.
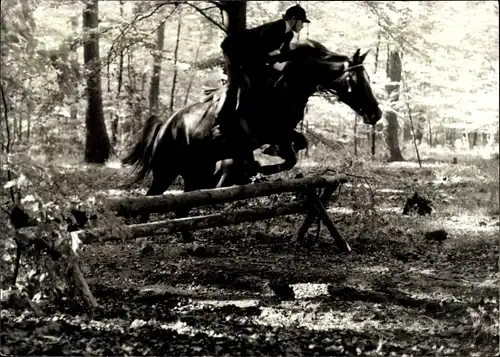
<box><xmin>1</xmin><ymin>145</ymin><xmax>499</xmax><ymax>356</ymax></box>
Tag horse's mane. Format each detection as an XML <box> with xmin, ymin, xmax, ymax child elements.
<box><xmin>289</xmin><ymin>39</ymin><xmax>349</xmax><ymax>63</ymax></box>
<box><xmin>199</xmin><ymin>39</ymin><xmax>349</xmax><ymax>101</ymax></box>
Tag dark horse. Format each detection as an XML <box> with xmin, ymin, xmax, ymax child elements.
<box><xmin>123</xmin><ymin>40</ymin><xmax>382</xmax><ymax>234</ymax></box>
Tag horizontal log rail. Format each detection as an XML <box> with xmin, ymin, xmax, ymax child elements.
<box><xmin>107</xmin><ymin>174</ymin><xmax>347</xmax><ymax>216</ymax></box>
<box><xmin>75</xmin><ymin>199</ymin><xmax>308</xmax><ymax>244</ymax></box>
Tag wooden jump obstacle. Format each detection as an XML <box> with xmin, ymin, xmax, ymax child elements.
<box><xmin>74</xmin><ymin>175</ymin><xmax>351</xmax><ymax>252</ymax></box>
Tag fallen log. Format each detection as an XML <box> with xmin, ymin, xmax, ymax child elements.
<box><xmin>76</xmin><ymin>200</ymin><xmax>308</xmax><ymax>244</ymax></box>
<box><xmin>108</xmin><ymin>174</ymin><xmax>347</xmax><ymax>216</ymax></box>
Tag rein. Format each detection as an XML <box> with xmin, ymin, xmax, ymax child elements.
<box><xmin>314</xmin><ymin>63</ymin><xmax>365</xmax><ymax>96</ymax></box>
<box><xmin>344</xmin><ymin>64</ymin><xmax>364</xmax><ymax>71</ymax></box>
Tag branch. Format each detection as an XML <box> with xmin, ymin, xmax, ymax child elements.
<box><xmin>201</xmin><ymin>5</ymin><xmax>218</xmax><ymax>11</ymax></box>
<box><xmin>186</xmin><ymin>1</ymin><xmax>227</xmax><ymax>34</ymax></box>
<box><xmin>106</xmin><ymin>3</ymin><xmax>179</xmax><ymax>73</ymax></box>
<box><xmin>135</xmin><ymin>2</ymin><xmax>173</xmax><ymax>23</ymax></box>
<box><xmin>207</xmin><ymin>0</ymin><xmax>223</xmax><ymax>6</ymax></box>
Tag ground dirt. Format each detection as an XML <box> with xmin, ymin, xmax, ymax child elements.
<box><xmin>1</xmin><ymin>149</ymin><xmax>499</xmax><ymax>356</ymax></box>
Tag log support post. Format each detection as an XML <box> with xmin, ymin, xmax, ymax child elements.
<box><xmin>293</xmin><ymin>179</ymin><xmax>350</xmax><ymax>252</ymax></box>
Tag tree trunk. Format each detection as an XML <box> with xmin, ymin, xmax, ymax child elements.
<box><xmin>471</xmin><ymin>131</ymin><xmax>478</xmax><ymax>147</ymax></box>
<box><xmin>83</xmin><ymin>0</ymin><xmax>111</xmax><ymax>163</ymax></box>
<box><xmin>69</xmin><ymin>15</ymin><xmax>80</xmax><ymax>144</ymax></box>
<box><xmin>26</xmin><ymin>97</ymin><xmax>32</xmax><ymax>142</ymax></box>
<box><xmin>18</xmin><ymin>110</ymin><xmax>22</xmax><ymax>143</ymax></box>
<box><xmin>149</xmin><ymin>16</ymin><xmax>166</xmax><ymax>115</ymax></box>
<box><xmin>12</xmin><ymin>111</ymin><xmax>17</xmax><ymax>145</ymax></box>
<box><xmin>111</xmin><ymin>46</ymin><xmax>124</xmax><ymax>147</ymax></box>
<box><xmin>374</xmin><ymin>22</ymin><xmax>381</xmax><ymax>73</ymax></box>
<box><xmin>221</xmin><ymin>1</ymin><xmax>247</xmax><ymax>34</ymax></box>
<box><xmin>427</xmin><ymin>116</ymin><xmax>433</xmax><ymax>147</ymax></box>
<box><xmin>169</xmin><ymin>9</ymin><xmax>182</xmax><ymax>114</ymax></box>
<box><xmin>353</xmin><ymin>115</ymin><xmax>358</xmax><ymax>155</ymax></box>
<box><xmin>403</xmin><ymin>120</ymin><xmax>411</xmax><ymax>141</ymax></box>
<box><xmin>371</xmin><ymin>126</ymin><xmax>376</xmax><ymax>155</ymax></box>
<box><xmin>385</xmin><ymin>49</ymin><xmax>404</xmax><ymax>162</ymax></box>
<box><xmin>123</xmin><ymin>48</ymin><xmax>135</xmax><ymax>139</ymax></box>
<box><xmin>111</xmin><ymin>1</ymin><xmax>125</xmax><ymax>147</ymax></box>
<box><xmin>183</xmin><ymin>37</ymin><xmax>202</xmax><ymax>106</ymax></box>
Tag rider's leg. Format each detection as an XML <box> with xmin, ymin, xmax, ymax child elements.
<box><xmin>216</xmin><ymin>56</ymin><xmax>259</xmax><ymax>180</ymax></box>
<box><xmin>217</xmin><ymin>54</ymin><xmax>240</xmax><ymax>132</ymax></box>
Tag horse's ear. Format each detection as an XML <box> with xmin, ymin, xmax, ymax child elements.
<box><xmin>353</xmin><ymin>49</ymin><xmax>361</xmax><ymax>62</ymax></box>
<box><xmin>359</xmin><ymin>49</ymin><xmax>370</xmax><ymax>63</ymax></box>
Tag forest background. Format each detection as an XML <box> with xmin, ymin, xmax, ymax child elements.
<box><xmin>1</xmin><ymin>0</ymin><xmax>498</xmax><ymax>165</ymax></box>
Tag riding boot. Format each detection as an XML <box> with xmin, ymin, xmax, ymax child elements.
<box><xmin>223</xmin><ymin>114</ymin><xmax>259</xmax><ymax>183</ymax></box>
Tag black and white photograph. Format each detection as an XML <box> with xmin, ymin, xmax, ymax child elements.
<box><xmin>1</xmin><ymin>1</ymin><xmax>498</xmax><ymax>355</ymax></box>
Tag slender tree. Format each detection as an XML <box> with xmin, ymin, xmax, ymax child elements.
<box><xmin>83</xmin><ymin>0</ymin><xmax>111</xmax><ymax>163</ymax></box>
<box><xmin>149</xmin><ymin>11</ymin><xmax>166</xmax><ymax>115</ymax></box>
<box><xmin>169</xmin><ymin>8</ymin><xmax>182</xmax><ymax>114</ymax></box>
<box><xmin>111</xmin><ymin>0</ymin><xmax>125</xmax><ymax>147</ymax></box>
<box><xmin>184</xmin><ymin>36</ymin><xmax>202</xmax><ymax>106</ymax></box>
<box><xmin>385</xmin><ymin>47</ymin><xmax>404</xmax><ymax>162</ymax></box>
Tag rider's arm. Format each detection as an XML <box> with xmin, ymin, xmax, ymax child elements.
<box><xmin>276</xmin><ymin>32</ymin><xmax>294</xmax><ymax>62</ymax></box>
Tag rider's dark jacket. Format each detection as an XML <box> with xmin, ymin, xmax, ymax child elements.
<box><xmin>221</xmin><ymin>19</ymin><xmax>294</xmax><ymax>69</ymax></box>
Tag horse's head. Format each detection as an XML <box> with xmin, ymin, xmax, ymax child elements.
<box><xmin>287</xmin><ymin>41</ymin><xmax>382</xmax><ymax>126</ymax></box>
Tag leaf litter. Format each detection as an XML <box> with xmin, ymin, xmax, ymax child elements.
<box><xmin>1</xmin><ymin>158</ymin><xmax>498</xmax><ymax>356</ymax></box>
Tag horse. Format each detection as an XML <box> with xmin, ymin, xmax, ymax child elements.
<box><xmin>123</xmin><ymin>39</ymin><xmax>382</xmax><ymax>238</ymax></box>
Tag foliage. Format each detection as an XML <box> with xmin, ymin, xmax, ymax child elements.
<box><xmin>1</xmin><ymin>148</ymin><xmax>498</xmax><ymax>355</ymax></box>
<box><xmin>1</xmin><ymin>1</ymin><xmax>497</xmax><ymax>160</ymax></box>
<box><xmin>0</xmin><ymin>153</ymin><xmax>112</xmax><ymax>307</ymax></box>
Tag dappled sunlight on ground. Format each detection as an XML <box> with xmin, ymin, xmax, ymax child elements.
<box><xmin>405</xmin><ymin>144</ymin><xmax>500</xmax><ymax>163</ymax></box>
<box><xmin>185</xmin><ymin>299</ymin><xmax>261</xmax><ymax>310</ymax></box>
<box><xmin>440</xmin><ymin>219</ymin><xmax>499</xmax><ymax>233</ymax></box>
<box><xmin>352</xmin><ymin>265</ymin><xmax>392</xmax><ymax>275</ymax></box>
<box><xmin>378</xmin><ymin>206</ymin><xmax>401</xmax><ymax>213</ymax></box>
<box><xmin>253</xmin><ymin>304</ymin><xmax>446</xmax><ymax>335</ymax></box>
<box><xmin>105</xmin><ymin>160</ymin><xmax>125</xmax><ymax>169</ymax></box>
<box><xmin>377</xmin><ymin>188</ymin><xmax>405</xmax><ymax>194</ymax></box>
<box><xmin>3</xmin><ymin>144</ymin><xmax>499</xmax><ymax>356</ymax></box>
<box><xmin>327</xmin><ymin>207</ymin><xmax>355</xmax><ymax>215</ymax></box>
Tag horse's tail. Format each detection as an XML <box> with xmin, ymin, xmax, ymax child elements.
<box><xmin>122</xmin><ymin>115</ymin><xmax>163</xmax><ymax>184</ymax></box>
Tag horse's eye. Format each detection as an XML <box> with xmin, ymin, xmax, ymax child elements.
<box><xmin>348</xmin><ymin>74</ymin><xmax>356</xmax><ymax>84</ymax></box>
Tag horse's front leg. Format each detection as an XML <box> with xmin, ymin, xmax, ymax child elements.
<box><xmin>214</xmin><ymin>157</ymin><xmax>261</xmax><ymax>187</ymax></box>
<box><xmin>258</xmin><ymin>142</ymin><xmax>297</xmax><ymax>176</ymax></box>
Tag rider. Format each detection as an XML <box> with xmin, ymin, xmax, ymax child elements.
<box><xmin>217</xmin><ymin>5</ymin><xmax>310</xmax><ymax>180</ymax></box>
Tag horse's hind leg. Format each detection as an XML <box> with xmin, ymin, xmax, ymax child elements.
<box><xmin>177</xmin><ymin>164</ymin><xmax>218</xmax><ymax>242</ymax></box>
<box><xmin>139</xmin><ymin>169</ymin><xmax>178</xmax><ymax>223</ymax></box>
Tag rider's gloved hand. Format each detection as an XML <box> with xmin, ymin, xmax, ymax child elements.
<box><xmin>267</xmin><ymin>50</ymin><xmax>283</xmax><ymax>65</ymax></box>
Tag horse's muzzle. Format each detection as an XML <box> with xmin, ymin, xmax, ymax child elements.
<box><xmin>363</xmin><ymin>107</ymin><xmax>383</xmax><ymax>125</ymax></box>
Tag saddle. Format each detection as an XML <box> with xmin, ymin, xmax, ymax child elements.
<box><xmin>210</xmin><ymin>64</ymin><xmax>292</xmax><ymax>146</ymax></box>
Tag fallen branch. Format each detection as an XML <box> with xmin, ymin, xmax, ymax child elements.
<box><xmin>320</xmin><ymin>169</ymin><xmax>374</xmax><ymax>181</ymax></box>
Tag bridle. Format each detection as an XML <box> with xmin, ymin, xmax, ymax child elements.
<box><xmin>316</xmin><ymin>63</ymin><xmax>365</xmax><ymax>96</ymax></box>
